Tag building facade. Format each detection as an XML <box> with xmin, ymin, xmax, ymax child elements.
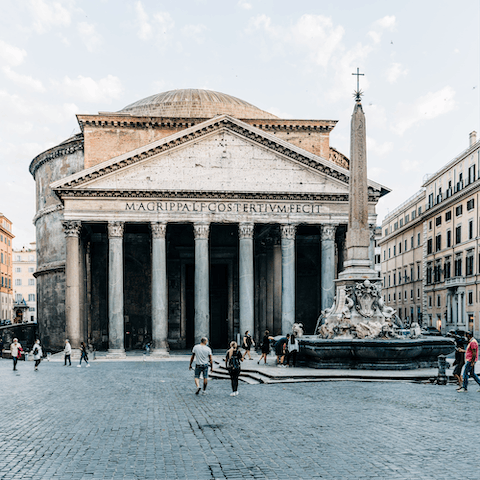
<box><xmin>30</xmin><ymin>89</ymin><xmax>387</xmax><ymax>352</ymax></box>
<box><xmin>13</xmin><ymin>243</ymin><xmax>37</xmax><ymax>323</ymax></box>
<box><xmin>0</xmin><ymin>213</ymin><xmax>14</xmax><ymax>321</ymax></box>
<box><xmin>380</xmin><ymin>131</ymin><xmax>480</xmax><ymax>335</ymax></box>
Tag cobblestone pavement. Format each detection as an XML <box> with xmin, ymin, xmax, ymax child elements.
<box><xmin>1</xmin><ymin>357</ymin><xmax>478</xmax><ymax>480</ymax></box>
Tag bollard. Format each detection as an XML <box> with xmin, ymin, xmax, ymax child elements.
<box><xmin>437</xmin><ymin>354</ymin><xmax>448</xmax><ymax>385</ymax></box>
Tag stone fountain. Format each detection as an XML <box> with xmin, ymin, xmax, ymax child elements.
<box><xmin>300</xmin><ymin>86</ymin><xmax>454</xmax><ymax>370</ymax></box>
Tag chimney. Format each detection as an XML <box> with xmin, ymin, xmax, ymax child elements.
<box><xmin>470</xmin><ymin>131</ymin><xmax>477</xmax><ymax>146</ymax></box>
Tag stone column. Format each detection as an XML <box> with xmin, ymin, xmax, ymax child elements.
<box><xmin>462</xmin><ymin>291</ymin><xmax>467</xmax><ymax>327</ymax></box>
<box><xmin>63</xmin><ymin>220</ymin><xmax>82</xmax><ymax>349</ymax></box>
<box><xmin>194</xmin><ymin>223</ymin><xmax>210</xmax><ymax>344</ymax></box>
<box><xmin>151</xmin><ymin>222</ymin><xmax>169</xmax><ymax>356</ymax></box>
<box><xmin>281</xmin><ymin>224</ymin><xmax>296</xmax><ymax>335</ymax></box>
<box><xmin>455</xmin><ymin>294</ymin><xmax>460</xmax><ymax>330</ymax></box>
<box><xmin>320</xmin><ymin>225</ymin><xmax>337</xmax><ymax>312</ymax></box>
<box><xmin>368</xmin><ymin>225</ymin><xmax>376</xmax><ymax>269</ymax></box>
<box><xmin>239</xmin><ymin>223</ymin><xmax>255</xmax><ymax>338</ymax></box>
<box><xmin>108</xmin><ymin>221</ymin><xmax>125</xmax><ymax>357</ymax></box>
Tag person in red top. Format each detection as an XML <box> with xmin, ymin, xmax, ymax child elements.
<box><xmin>458</xmin><ymin>331</ymin><xmax>480</xmax><ymax>392</ymax></box>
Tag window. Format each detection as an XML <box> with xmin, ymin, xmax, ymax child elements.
<box><xmin>404</xmin><ymin>290</ymin><xmax>407</xmax><ymax>300</ymax></box>
<box><xmin>15</xmin><ymin>267</ymin><xmax>21</xmax><ymax>273</ymax></box>
<box><xmin>15</xmin><ymin>294</ymin><xmax>22</xmax><ymax>302</ymax></box>
<box><xmin>417</xmin><ymin>233</ymin><xmax>421</xmax><ymax>246</ymax></box>
<box><xmin>417</xmin><ymin>264</ymin><xmax>421</xmax><ymax>279</ymax></box>
<box><xmin>437</xmin><ymin>295</ymin><xmax>441</xmax><ymax>307</ymax></box>
<box><xmin>393</xmin><ymin>245</ymin><xmax>396</xmax><ymax>256</ymax></box>
<box><xmin>435</xmin><ymin>234</ymin><xmax>442</xmax><ymax>252</ymax></box>
<box><xmin>456</xmin><ymin>205</ymin><xmax>463</xmax><ymax>216</ymax></box>
<box><xmin>393</xmin><ymin>273</ymin><xmax>396</xmax><ymax>285</ymax></box>
<box><xmin>468</xmin><ymin>291</ymin><xmax>474</xmax><ymax>305</ymax></box>
<box><xmin>469</xmin><ymin>220</ymin><xmax>474</xmax><ymax>239</ymax></box>
<box><xmin>446</xmin><ymin>210</ymin><xmax>452</xmax><ymax>221</ymax></box>
<box><xmin>426</xmin><ymin>264</ymin><xmax>432</xmax><ymax>285</ymax></box>
<box><xmin>410</xmin><ymin>289</ymin><xmax>413</xmax><ymax>299</ymax></box>
<box><xmin>398</xmin><ymin>242</ymin><xmax>402</xmax><ymax>254</ymax></box>
<box><xmin>29</xmin><ymin>307</ymin><xmax>36</xmax><ymax>312</ymax></box>
<box><xmin>400</xmin><ymin>219</ymin><xmax>403</xmax><ymax>227</ymax></box>
<box><xmin>404</xmin><ymin>239</ymin><xmax>407</xmax><ymax>251</ymax></box>
<box><xmin>383</xmin><ymin>250</ymin><xmax>386</xmax><ymax>261</ymax></box>
<box><xmin>436</xmin><ymin>216</ymin><xmax>442</xmax><ymax>226</ymax></box>
<box><xmin>394</xmin><ymin>222</ymin><xmax>399</xmax><ymax>230</ymax></box>
<box><xmin>15</xmin><ymin>255</ymin><xmax>21</xmax><ymax>261</ymax></box>
<box><xmin>388</xmin><ymin>248</ymin><xmax>391</xmax><ymax>258</ymax></box>
<box><xmin>418</xmin><ymin>206</ymin><xmax>422</xmax><ymax>215</ymax></box>
<box><xmin>410</xmin><ymin>266</ymin><xmax>413</xmax><ymax>281</ymax></box>
<box><xmin>428</xmin><ymin>296</ymin><xmax>432</xmax><ymax>307</ymax></box>
<box><xmin>15</xmin><ymin>279</ymin><xmax>21</xmax><ymax>286</ymax></box>
<box><xmin>411</xmin><ymin>236</ymin><xmax>414</xmax><ymax>249</ymax></box>
<box><xmin>427</xmin><ymin>238</ymin><xmax>433</xmax><ymax>254</ymax></box>
<box><xmin>388</xmin><ymin>275</ymin><xmax>391</xmax><ymax>287</ymax></box>
<box><xmin>455</xmin><ymin>256</ymin><xmax>462</xmax><ymax>277</ymax></box>
<box><xmin>405</xmin><ymin>214</ymin><xmax>410</xmax><ymax>223</ymax></box>
<box><xmin>429</xmin><ymin>220</ymin><xmax>433</xmax><ymax>230</ymax></box>
<box><xmin>466</xmin><ymin>253</ymin><xmax>474</xmax><ymax>276</ymax></box>
<box><xmin>28</xmin><ymin>267</ymin><xmax>34</xmax><ymax>273</ymax></box>
<box><xmin>434</xmin><ymin>262</ymin><xmax>441</xmax><ymax>283</ymax></box>
<box><xmin>447</xmin><ymin>230</ymin><xmax>452</xmax><ymax>248</ymax></box>
<box><xmin>468</xmin><ymin>164</ymin><xmax>476</xmax><ymax>184</ymax></box>
<box><xmin>28</xmin><ymin>279</ymin><xmax>35</xmax><ymax>286</ymax></box>
<box><xmin>412</xmin><ymin>210</ymin><xmax>416</xmax><ymax>220</ymax></box>
<box><xmin>385</xmin><ymin>228</ymin><xmax>388</xmax><ymax>236</ymax></box>
<box><xmin>417</xmin><ymin>288</ymin><xmax>420</xmax><ymax>299</ymax></box>
<box><xmin>393</xmin><ymin>293</ymin><xmax>396</xmax><ymax>301</ymax></box>
<box><xmin>388</xmin><ymin>294</ymin><xmax>391</xmax><ymax>302</ymax></box>
<box><xmin>456</xmin><ymin>226</ymin><xmax>462</xmax><ymax>244</ymax></box>
<box><xmin>428</xmin><ymin>193</ymin><xmax>434</xmax><ymax>209</ymax></box>
<box><xmin>28</xmin><ymin>255</ymin><xmax>34</xmax><ymax>262</ymax></box>
<box><xmin>28</xmin><ymin>294</ymin><xmax>35</xmax><ymax>302</ymax></box>
<box><xmin>444</xmin><ymin>258</ymin><xmax>451</xmax><ymax>279</ymax></box>
<box><xmin>467</xmin><ymin>199</ymin><xmax>475</xmax><ymax>211</ymax></box>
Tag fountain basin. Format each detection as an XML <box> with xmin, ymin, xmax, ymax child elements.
<box><xmin>299</xmin><ymin>336</ymin><xmax>455</xmax><ymax>370</ymax></box>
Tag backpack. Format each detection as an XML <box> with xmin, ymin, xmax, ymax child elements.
<box><xmin>228</xmin><ymin>352</ymin><xmax>241</xmax><ymax>370</ymax></box>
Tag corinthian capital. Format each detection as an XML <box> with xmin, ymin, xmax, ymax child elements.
<box><xmin>321</xmin><ymin>224</ymin><xmax>337</xmax><ymax>241</ymax></box>
<box><xmin>193</xmin><ymin>223</ymin><xmax>209</xmax><ymax>240</ymax></box>
<box><xmin>151</xmin><ymin>222</ymin><xmax>167</xmax><ymax>239</ymax></box>
<box><xmin>280</xmin><ymin>224</ymin><xmax>296</xmax><ymax>240</ymax></box>
<box><xmin>108</xmin><ymin>221</ymin><xmax>124</xmax><ymax>238</ymax></box>
<box><xmin>62</xmin><ymin>220</ymin><xmax>82</xmax><ymax>237</ymax></box>
<box><xmin>238</xmin><ymin>223</ymin><xmax>254</xmax><ymax>239</ymax></box>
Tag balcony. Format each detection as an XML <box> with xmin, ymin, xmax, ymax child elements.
<box><xmin>445</xmin><ymin>277</ymin><xmax>467</xmax><ymax>288</ymax></box>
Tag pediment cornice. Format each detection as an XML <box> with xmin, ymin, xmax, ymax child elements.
<box><xmin>51</xmin><ymin>115</ymin><xmax>387</xmax><ymax>198</ymax></box>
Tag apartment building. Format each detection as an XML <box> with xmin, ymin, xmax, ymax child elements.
<box><xmin>380</xmin><ymin>131</ymin><xmax>480</xmax><ymax>335</ymax></box>
<box><xmin>0</xmin><ymin>213</ymin><xmax>14</xmax><ymax>321</ymax></box>
<box><xmin>13</xmin><ymin>243</ymin><xmax>37</xmax><ymax>323</ymax></box>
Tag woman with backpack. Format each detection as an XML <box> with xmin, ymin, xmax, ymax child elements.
<box><xmin>225</xmin><ymin>341</ymin><xmax>243</xmax><ymax>396</ymax></box>
<box><xmin>31</xmin><ymin>339</ymin><xmax>43</xmax><ymax>371</ymax></box>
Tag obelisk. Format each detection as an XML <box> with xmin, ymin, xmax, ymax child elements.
<box><xmin>338</xmin><ymin>89</ymin><xmax>378</xmax><ymax>280</ymax></box>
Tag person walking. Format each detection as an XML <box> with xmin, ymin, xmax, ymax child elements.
<box><xmin>225</xmin><ymin>341</ymin><xmax>243</xmax><ymax>396</ymax></box>
<box><xmin>0</xmin><ymin>338</ymin><xmax>4</xmax><ymax>358</ymax></box>
<box><xmin>275</xmin><ymin>334</ymin><xmax>289</xmax><ymax>367</ymax></box>
<box><xmin>286</xmin><ymin>333</ymin><xmax>299</xmax><ymax>367</ymax></box>
<box><xmin>10</xmin><ymin>338</ymin><xmax>23</xmax><ymax>371</ymax></box>
<box><xmin>77</xmin><ymin>342</ymin><xmax>90</xmax><ymax>367</ymax></box>
<box><xmin>451</xmin><ymin>334</ymin><xmax>466</xmax><ymax>387</ymax></box>
<box><xmin>31</xmin><ymin>339</ymin><xmax>43</xmax><ymax>371</ymax></box>
<box><xmin>189</xmin><ymin>337</ymin><xmax>213</xmax><ymax>395</ymax></box>
<box><xmin>458</xmin><ymin>331</ymin><xmax>480</xmax><ymax>392</ymax></box>
<box><xmin>257</xmin><ymin>330</ymin><xmax>274</xmax><ymax>365</ymax></box>
<box><xmin>242</xmin><ymin>331</ymin><xmax>255</xmax><ymax>360</ymax></box>
<box><xmin>64</xmin><ymin>339</ymin><xmax>72</xmax><ymax>366</ymax></box>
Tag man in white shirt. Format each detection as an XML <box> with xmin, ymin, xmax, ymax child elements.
<box><xmin>10</xmin><ymin>338</ymin><xmax>23</xmax><ymax>371</ymax></box>
<box><xmin>189</xmin><ymin>337</ymin><xmax>213</xmax><ymax>395</ymax></box>
<box><xmin>64</xmin><ymin>339</ymin><xmax>72</xmax><ymax>366</ymax></box>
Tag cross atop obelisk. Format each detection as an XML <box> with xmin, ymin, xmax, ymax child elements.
<box><xmin>339</xmin><ymin>68</ymin><xmax>378</xmax><ymax>279</ymax></box>
<box><xmin>352</xmin><ymin>67</ymin><xmax>364</xmax><ymax>101</ymax></box>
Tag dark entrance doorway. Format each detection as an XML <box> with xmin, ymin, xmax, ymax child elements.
<box><xmin>185</xmin><ymin>264</ymin><xmax>195</xmax><ymax>348</ymax></box>
<box><xmin>210</xmin><ymin>263</ymin><xmax>229</xmax><ymax>348</ymax></box>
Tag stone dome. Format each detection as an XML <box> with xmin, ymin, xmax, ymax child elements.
<box><xmin>118</xmin><ymin>88</ymin><xmax>278</xmax><ymax>119</ymax></box>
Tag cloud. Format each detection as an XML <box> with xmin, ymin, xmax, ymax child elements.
<box><xmin>134</xmin><ymin>1</ymin><xmax>175</xmax><ymax>46</ymax></box>
<box><xmin>368</xmin><ymin>15</ymin><xmax>396</xmax><ymax>44</ymax></box>
<box><xmin>238</xmin><ymin>0</ymin><xmax>252</xmax><ymax>9</ymax></box>
<box><xmin>77</xmin><ymin>22</ymin><xmax>103</xmax><ymax>52</ymax></box>
<box><xmin>386</xmin><ymin>63</ymin><xmax>408</xmax><ymax>83</ymax></box>
<box><xmin>57</xmin><ymin>74</ymin><xmax>123</xmax><ymax>103</ymax></box>
<box><xmin>30</xmin><ymin>0</ymin><xmax>72</xmax><ymax>33</ymax></box>
<box><xmin>181</xmin><ymin>24</ymin><xmax>207</xmax><ymax>44</ymax></box>
<box><xmin>367</xmin><ymin>136</ymin><xmax>393</xmax><ymax>156</ymax></box>
<box><xmin>247</xmin><ymin>14</ymin><xmax>344</xmax><ymax>68</ymax></box>
<box><xmin>392</xmin><ymin>86</ymin><xmax>456</xmax><ymax>135</ymax></box>
<box><xmin>2</xmin><ymin>66</ymin><xmax>45</xmax><ymax>92</ymax></box>
<box><xmin>266</xmin><ymin>106</ymin><xmax>294</xmax><ymax>119</ymax></box>
<box><xmin>0</xmin><ymin>40</ymin><xmax>27</xmax><ymax>67</ymax></box>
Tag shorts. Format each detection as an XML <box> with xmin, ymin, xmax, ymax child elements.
<box><xmin>194</xmin><ymin>364</ymin><xmax>209</xmax><ymax>379</ymax></box>
<box><xmin>453</xmin><ymin>363</ymin><xmax>464</xmax><ymax>376</ymax></box>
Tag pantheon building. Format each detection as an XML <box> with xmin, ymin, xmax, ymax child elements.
<box><xmin>30</xmin><ymin>89</ymin><xmax>388</xmax><ymax>354</ymax></box>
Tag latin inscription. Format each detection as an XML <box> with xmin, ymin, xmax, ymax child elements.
<box><xmin>125</xmin><ymin>201</ymin><xmax>323</xmax><ymax>214</ymax></box>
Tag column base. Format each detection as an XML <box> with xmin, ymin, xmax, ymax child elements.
<box><xmin>106</xmin><ymin>348</ymin><xmax>126</xmax><ymax>359</ymax></box>
<box><xmin>150</xmin><ymin>348</ymin><xmax>170</xmax><ymax>357</ymax></box>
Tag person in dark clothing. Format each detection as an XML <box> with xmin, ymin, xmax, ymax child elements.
<box><xmin>286</xmin><ymin>333</ymin><xmax>299</xmax><ymax>367</ymax></box>
<box><xmin>275</xmin><ymin>334</ymin><xmax>289</xmax><ymax>367</ymax></box>
<box><xmin>225</xmin><ymin>341</ymin><xmax>243</xmax><ymax>396</ymax></box>
<box><xmin>451</xmin><ymin>334</ymin><xmax>466</xmax><ymax>387</ymax></box>
<box><xmin>78</xmin><ymin>342</ymin><xmax>90</xmax><ymax>367</ymax></box>
<box><xmin>242</xmin><ymin>331</ymin><xmax>255</xmax><ymax>360</ymax></box>
<box><xmin>257</xmin><ymin>330</ymin><xmax>274</xmax><ymax>365</ymax></box>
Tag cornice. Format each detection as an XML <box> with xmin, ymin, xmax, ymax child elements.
<box><xmin>54</xmin><ymin>189</ymin><xmax>380</xmax><ymax>203</ymax></box>
<box><xmin>33</xmin><ymin>261</ymin><xmax>65</xmax><ymax>277</ymax></box>
<box><xmin>29</xmin><ymin>135</ymin><xmax>84</xmax><ymax>179</ymax></box>
<box><xmin>32</xmin><ymin>203</ymin><xmax>64</xmax><ymax>225</ymax></box>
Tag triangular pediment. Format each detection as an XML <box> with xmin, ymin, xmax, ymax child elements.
<box><xmin>51</xmin><ymin>115</ymin><xmax>387</xmax><ymax>200</ymax></box>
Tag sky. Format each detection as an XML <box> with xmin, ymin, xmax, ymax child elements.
<box><xmin>0</xmin><ymin>0</ymin><xmax>479</xmax><ymax>249</ymax></box>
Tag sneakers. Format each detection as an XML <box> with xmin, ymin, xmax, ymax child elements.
<box><xmin>86</xmin><ymin>364</ymin><xmax>91</xmax><ymax>368</ymax></box>
<box><xmin>77</xmin><ymin>365</ymin><xmax>81</xmax><ymax>368</ymax></box>
<box><xmin>201</xmin><ymin>390</ymin><xmax>207</xmax><ymax>395</ymax></box>
<box><xmin>235</xmin><ymin>391</ymin><xmax>239</xmax><ymax>396</ymax></box>
<box><xmin>195</xmin><ymin>388</ymin><xmax>201</xmax><ymax>395</ymax></box>
<box><xmin>457</xmin><ymin>388</ymin><xmax>467</xmax><ymax>392</ymax></box>
<box><xmin>230</xmin><ymin>392</ymin><xmax>236</xmax><ymax>396</ymax></box>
